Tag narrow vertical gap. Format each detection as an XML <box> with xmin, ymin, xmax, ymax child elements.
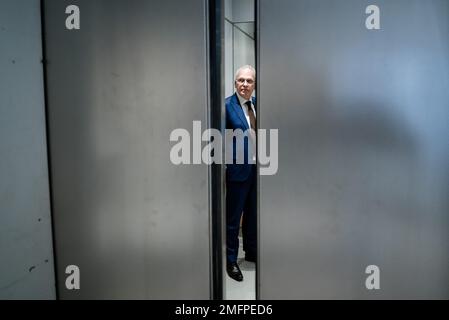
<box><xmin>255</xmin><ymin>0</ymin><xmax>260</xmax><ymax>301</ymax></box>
<box><xmin>208</xmin><ymin>0</ymin><xmax>225</xmax><ymax>300</ymax></box>
<box><xmin>232</xmin><ymin>19</ymin><xmax>235</xmax><ymax>81</ymax></box>
<box><xmin>39</xmin><ymin>0</ymin><xmax>60</xmax><ymax>300</ymax></box>
<box><xmin>224</xmin><ymin>0</ymin><xmax>257</xmax><ymax>300</ymax></box>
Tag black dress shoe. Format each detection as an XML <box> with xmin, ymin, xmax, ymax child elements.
<box><xmin>227</xmin><ymin>262</ymin><xmax>243</xmax><ymax>282</ymax></box>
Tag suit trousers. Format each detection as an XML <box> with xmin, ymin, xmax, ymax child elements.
<box><xmin>226</xmin><ymin>164</ymin><xmax>257</xmax><ymax>263</ymax></box>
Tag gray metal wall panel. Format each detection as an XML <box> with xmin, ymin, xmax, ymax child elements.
<box><xmin>259</xmin><ymin>0</ymin><xmax>449</xmax><ymax>299</ymax></box>
<box><xmin>0</xmin><ymin>0</ymin><xmax>56</xmax><ymax>299</ymax></box>
<box><xmin>44</xmin><ymin>0</ymin><xmax>210</xmax><ymax>299</ymax></box>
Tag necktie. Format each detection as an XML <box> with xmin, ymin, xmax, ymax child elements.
<box><xmin>245</xmin><ymin>101</ymin><xmax>257</xmax><ymax>160</ymax></box>
<box><xmin>245</xmin><ymin>100</ymin><xmax>256</xmax><ymax>132</ymax></box>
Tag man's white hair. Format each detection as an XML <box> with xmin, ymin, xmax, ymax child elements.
<box><xmin>234</xmin><ymin>65</ymin><xmax>256</xmax><ymax>82</ymax></box>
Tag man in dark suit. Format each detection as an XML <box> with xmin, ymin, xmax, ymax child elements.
<box><xmin>225</xmin><ymin>65</ymin><xmax>257</xmax><ymax>282</ymax></box>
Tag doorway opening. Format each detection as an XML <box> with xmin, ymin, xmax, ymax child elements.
<box><xmin>223</xmin><ymin>0</ymin><xmax>257</xmax><ymax>300</ymax></box>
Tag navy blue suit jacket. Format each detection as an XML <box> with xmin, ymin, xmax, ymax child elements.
<box><xmin>225</xmin><ymin>93</ymin><xmax>256</xmax><ymax>182</ymax></box>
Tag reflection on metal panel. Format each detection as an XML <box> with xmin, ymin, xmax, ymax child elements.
<box><xmin>259</xmin><ymin>0</ymin><xmax>449</xmax><ymax>299</ymax></box>
<box><xmin>44</xmin><ymin>0</ymin><xmax>210</xmax><ymax>299</ymax></box>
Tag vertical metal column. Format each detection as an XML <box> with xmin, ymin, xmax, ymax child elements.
<box><xmin>43</xmin><ymin>0</ymin><xmax>211</xmax><ymax>299</ymax></box>
<box><xmin>258</xmin><ymin>0</ymin><xmax>449</xmax><ymax>299</ymax></box>
<box><xmin>0</xmin><ymin>0</ymin><xmax>55</xmax><ymax>299</ymax></box>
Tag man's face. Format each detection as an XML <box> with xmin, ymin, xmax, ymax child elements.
<box><xmin>235</xmin><ymin>68</ymin><xmax>255</xmax><ymax>101</ymax></box>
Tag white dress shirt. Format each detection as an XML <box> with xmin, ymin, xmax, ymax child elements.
<box><xmin>237</xmin><ymin>93</ymin><xmax>256</xmax><ymax>162</ymax></box>
<box><xmin>237</xmin><ymin>93</ymin><xmax>256</xmax><ymax>129</ymax></box>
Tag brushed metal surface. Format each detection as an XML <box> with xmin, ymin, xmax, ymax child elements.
<box><xmin>258</xmin><ymin>0</ymin><xmax>449</xmax><ymax>299</ymax></box>
<box><xmin>0</xmin><ymin>0</ymin><xmax>55</xmax><ymax>299</ymax></box>
<box><xmin>44</xmin><ymin>0</ymin><xmax>210</xmax><ymax>299</ymax></box>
